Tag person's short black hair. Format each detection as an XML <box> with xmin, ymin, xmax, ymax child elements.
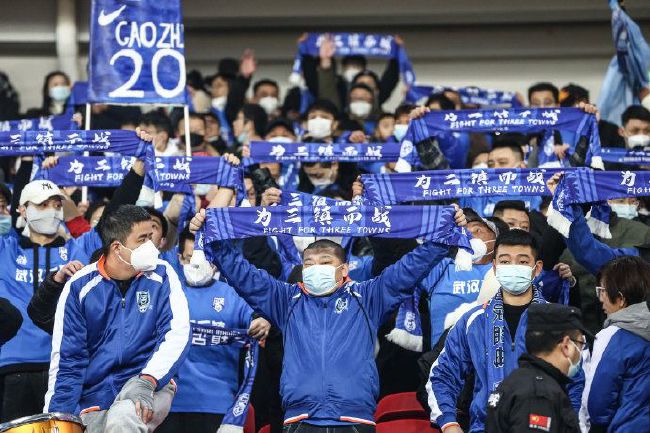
<box><xmin>265</xmin><ymin>118</ymin><xmax>294</xmax><ymax>137</ymax></box>
<box><xmin>560</xmin><ymin>83</ymin><xmax>589</xmax><ymax>107</ymax></box>
<box><xmin>176</xmin><ymin>111</ymin><xmax>206</xmax><ymax>131</ymax></box>
<box><xmin>303</xmin><ymin>239</ymin><xmax>346</xmax><ymax>263</ymax></box>
<box><xmin>242</xmin><ymin>103</ymin><xmax>268</xmax><ymax>138</ymax></box>
<box><xmin>528</xmin><ymin>82</ymin><xmax>559</xmax><ymax>104</ymax></box>
<box><xmin>600</xmin><ymin>255</ymin><xmax>650</xmax><ymax>306</ymax></box>
<box><xmin>426</xmin><ymin>93</ymin><xmax>455</xmax><ymax>111</ymax></box>
<box><xmin>140</xmin><ymin>110</ymin><xmax>173</xmax><ymax>137</ymax></box>
<box><xmin>306</xmin><ymin>99</ymin><xmax>339</xmax><ymax>119</ymax></box>
<box><xmin>203</xmin><ymin>111</ymin><xmax>221</xmax><ymax>127</ymax></box>
<box><xmin>100</xmin><ymin>205</ymin><xmax>152</xmax><ymax>251</ymax></box>
<box><xmin>178</xmin><ymin>226</ymin><xmax>195</xmax><ymax>255</ymax></box>
<box><xmin>621</xmin><ymin>105</ymin><xmax>650</xmax><ymax>127</ymax></box>
<box><xmin>493</xmin><ymin>200</ymin><xmax>529</xmax><ymax>217</ymax></box>
<box><xmin>491</xmin><ymin>134</ymin><xmax>526</xmax><ymax>161</ymax></box>
<box><xmin>342</xmin><ymin>55</ymin><xmax>367</xmax><ymax>69</ymax></box>
<box><xmin>353</xmin><ymin>70</ymin><xmax>380</xmax><ymax>89</ymax></box>
<box><xmin>186</xmin><ymin>70</ymin><xmax>205</xmax><ymax>92</ymax></box>
<box><xmin>465</xmin><ymin>139</ymin><xmax>491</xmax><ymax>168</ymax></box>
<box><xmin>494</xmin><ymin>229</ymin><xmax>540</xmax><ymax>260</ymax></box>
<box><xmin>253</xmin><ymin>79</ymin><xmax>279</xmax><ymax>96</ymax></box>
<box><xmin>377</xmin><ymin>112</ymin><xmax>395</xmax><ymax>123</ymax></box>
<box><xmin>349</xmin><ymin>83</ymin><xmax>375</xmax><ymax>99</ymax></box>
<box><xmin>143</xmin><ymin>206</ymin><xmax>169</xmax><ymax>238</ymax></box>
<box><xmin>337</xmin><ymin>117</ymin><xmax>364</xmax><ymax>133</ymax></box>
<box><xmin>0</xmin><ymin>182</ymin><xmax>12</xmax><ymax>204</ymax></box>
<box><xmin>395</xmin><ymin>104</ymin><xmax>415</xmax><ymax>119</ymax></box>
<box><xmin>525</xmin><ymin>329</ymin><xmax>581</xmax><ymax>355</ymax></box>
<box><xmin>207</xmin><ymin>72</ymin><xmax>234</xmax><ymax>88</ymax></box>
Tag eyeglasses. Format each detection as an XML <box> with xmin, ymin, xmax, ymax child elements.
<box><xmin>595</xmin><ymin>286</ymin><xmax>607</xmax><ymax>298</ymax></box>
<box><xmin>570</xmin><ymin>338</ymin><xmax>587</xmax><ymax>351</ymax></box>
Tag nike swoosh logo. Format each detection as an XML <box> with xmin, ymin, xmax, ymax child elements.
<box><xmin>97</xmin><ymin>5</ymin><xmax>126</xmax><ymax>26</ymax></box>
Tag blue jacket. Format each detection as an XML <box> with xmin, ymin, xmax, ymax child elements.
<box><xmin>207</xmin><ymin>239</ymin><xmax>450</xmax><ymax>426</ymax></box>
<box><xmin>426</xmin><ymin>293</ymin><xmax>583</xmax><ymax>433</ymax></box>
<box><xmin>44</xmin><ymin>257</ymin><xmax>190</xmax><ymax>414</ymax></box>
<box><xmin>583</xmin><ymin>303</ymin><xmax>650</xmax><ymax>433</ymax></box>
<box><xmin>172</xmin><ymin>280</ymin><xmax>253</xmax><ymax>414</ymax></box>
<box><xmin>566</xmin><ymin>205</ymin><xmax>637</xmax><ymax>275</ymax></box>
<box><xmin>0</xmin><ymin>231</ymin><xmax>99</xmax><ymax>371</ymax></box>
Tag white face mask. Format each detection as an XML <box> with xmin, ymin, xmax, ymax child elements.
<box><xmin>627</xmin><ymin>134</ymin><xmax>650</xmax><ymax>149</ymax></box>
<box><xmin>307</xmin><ymin>117</ymin><xmax>333</xmax><ymax>139</ymax></box>
<box><xmin>25</xmin><ymin>206</ymin><xmax>63</xmax><ymax>235</ymax></box>
<box><xmin>308</xmin><ymin>172</ymin><xmax>334</xmax><ymax>187</ymax></box>
<box><xmin>393</xmin><ymin>124</ymin><xmax>409</xmax><ymax>141</ymax></box>
<box><xmin>258</xmin><ymin>96</ymin><xmax>279</xmax><ymax>115</ymax></box>
<box><xmin>183</xmin><ymin>262</ymin><xmax>215</xmax><ymax>286</ymax></box>
<box><xmin>194</xmin><ymin>184</ymin><xmax>212</xmax><ymax>196</ymax></box>
<box><xmin>268</xmin><ymin>136</ymin><xmax>293</xmax><ymax>143</ymax></box>
<box><xmin>472</xmin><ymin>162</ymin><xmax>488</xmax><ymax>169</ymax></box>
<box><xmin>211</xmin><ymin>96</ymin><xmax>227</xmax><ymax>111</ymax></box>
<box><xmin>349</xmin><ymin>101</ymin><xmax>372</xmax><ymax>119</ymax></box>
<box><xmin>118</xmin><ymin>240</ymin><xmax>160</xmax><ymax>272</ymax></box>
<box><xmin>343</xmin><ymin>68</ymin><xmax>362</xmax><ymax>83</ymax></box>
<box><xmin>609</xmin><ymin>203</ymin><xmax>639</xmax><ymax>219</ymax></box>
<box><xmin>469</xmin><ymin>237</ymin><xmax>495</xmax><ymax>262</ymax></box>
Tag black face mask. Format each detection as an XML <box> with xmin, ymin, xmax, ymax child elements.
<box><xmin>182</xmin><ymin>133</ymin><xmax>205</xmax><ymax>148</ymax></box>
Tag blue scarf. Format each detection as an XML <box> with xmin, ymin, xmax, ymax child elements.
<box><xmin>249</xmin><ymin>140</ymin><xmax>402</xmax><ymax>163</ymax></box>
<box><xmin>190</xmin><ymin>324</ymin><xmax>258</xmax><ymax>433</ymax></box>
<box><xmin>406</xmin><ymin>84</ymin><xmax>523</xmax><ymax>108</ymax></box>
<box><xmin>547</xmin><ymin>169</ymin><xmax>650</xmax><ymax>239</ymax></box>
<box><xmin>0</xmin><ymin>111</ymin><xmax>77</xmax><ymax>132</ymax></box>
<box><xmin>177</xmin><ymin>193</ymin><xmax>197</xmax><ymax>235</ymax></box>
<box><xmin>400</xmin><ymin>107</ymin><xmax>602</xmax><ymax>169</ymax></box>
<box><xmin>0</xmin><ymin>129</ymin><xmax>149</xmax><ymax>157</ymax></box>
<box><xmin>385</xmin><ymin>286</ymin><xmax>423</xmax><ymax>352</ymax></box>
<box><xmin>293</xmin><ymin>32</ymin><xmax>416</xmax><ymax>89</ymax></box>
<box><xmin>599</xmin><ymin>147</ymin><xmax>650</xmax><ymax>166</ymax></box>
<box><xmin>147</xmin><ymin>155</ymin><xmax>244</xmax><ymax>193</ymax></box>
<box><xmin>279</xmin><ymin>191</ymin><xmax>353</xmax><ymax>207</ymax></box>
<box><xmin>202</xmin><ymin>205</ymin><xmax>473</xmax><ymax>270</ymax></box>
<box><xmin>33</xmin><ymin>155</ymin><xmax>134</xmax><ymax>187</ymax></box>
<box><xmin>361</xmin><ymin>167</ymin><xmax>567</xmax><ymax>205</ymax></box>
<box><xmin>485</xmin><ymin>288</ymin><xmax>545</xmax><ymax>392</ymax></box>
<box><xmin>598</xmin><ymin>0</ymin><xmax>650</xmax><ymax>125</ymax></box>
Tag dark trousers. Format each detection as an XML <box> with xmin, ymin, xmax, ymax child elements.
<box><xmin>156</xmin><ymin>412</ymin><xmax>224</xmax><ymax>433</ymax></box>
<box><xmin>1</xmin><ymin>370</ymin><xmax>49</xmax><ymax>422</ymax></box>
<box><xmin>283</xmin><ymin>423</ymin><xmax>375</xmax><ymax>433</ymax></box>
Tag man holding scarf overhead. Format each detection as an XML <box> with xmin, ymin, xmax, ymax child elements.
<box><xmin>189</xmin><ymin>188</ymin><xmax>468</xmax><ymax>432</ymax></box>
<box><xmin>426</xmin><ymin>230</ymin><xmax>584</xmax><ymax>433</ymax></box>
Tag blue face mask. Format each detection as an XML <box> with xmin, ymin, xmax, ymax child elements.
<box><xmin>0</xmin><ymin>215</ymin><xmax>11</xmax><ymax>235</ymax></box>
<box><xmin>393</xmin><ymin>124</ymin><xmax>409</xmax><ymax>141</ymax></box>
<box><xmin>302</xmin><ymin>264</ymin><xmax>342</xmax><ymax>296</ymax></box>
<box><xmin>566</xmin><ymin>340</ymin><xmax>582</xmax><ymax>378</ymax></box>
<box><xmin>495</xmin><ymin>264</ymin><xmax>534</xmax><ymax>295</ymax></box>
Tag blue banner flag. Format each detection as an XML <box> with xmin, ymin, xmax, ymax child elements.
<box><xmin>406</xmin><ymin>84</ymin><xmax>523</xmax><ymax>108</ymax></box>
<box><xmin>148</xmin><ymin>155</ymin><xmax>243</xmax><ymax>192</ymax></box>
<box><xmin>361</xmin><ymin>167</ymin><xmax>568</xmax><ymax>205</ymax></box>
<box><xmin>249</xmin><ymin>140</ymin><xmax>402</xmax><ymax>163</ymax></box>
<box><xmin>0</xmin><ymin>129</ymin><xmax>149</xmax><ymax>156</ymax></box>
<box><xmin>34</xmin><ymin>155</ymin><xmax>134</xmax><ymax>187</ymax></box>
<box><xmin>88</xmin><ymin>0</ymin><xmax>186</xmax><ymax>104</ymax></box>
<box><xmin>598</xmin><ymin>0</ymin><xmax>650</xmax><ymax>125</ymax></box>
<box><xmin>293</xmin><ymin>32</ymin><xmax>416</xmax><ymax>89</ymax></box>
<box><xmin>599</xmin><ymin>147</ymin><xmax>650</xmax><ymax>166</ymax></box>
<box><xmin>279</xmin><ymin>191</ymin><xmax>353</xmax><ymax>207</ymax></box>
<box><xmin>400</xmin><ymin>107</ymin><xmax>602</xmax><ymax>169</ymax></box>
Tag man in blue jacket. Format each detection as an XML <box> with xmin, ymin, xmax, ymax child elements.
<box><xmin>44</xmin><ymin>205</ymin><xmax>190</xmax><ymax>433</ymax></box>
<box><xmin>426</xmin><ymin>229</ymin><xmax>583</xmax><ymax>433</ymax></box>
<box><xmin>189</xmin><ymin>203</ymin><xmax>467</xmax><ymax>432</ymax></box>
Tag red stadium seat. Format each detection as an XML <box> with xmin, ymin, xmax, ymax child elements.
<box><xmin>375</xmin><ymin>392</ymin><xmax>429</xmax><ymax>422</ymax></box>
<box><xmin>257</xmin><ymin>425</ymin><xmax>271</xmax><ymax>433</ymax></box>
<box><xmin>376</xmin><ymin>419</ymin><xmax>440</xmax><ymax>433</ymax></box>
<box><xmin>243</xmin><ymin>405</ymin><xmax>255</xmax><ymax>433</ymax></box>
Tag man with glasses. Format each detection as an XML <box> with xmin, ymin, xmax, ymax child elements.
<box><xmin>486</xmin><ymin>303</ymin><xmax>592</xmax><ymax>433</ymax></box>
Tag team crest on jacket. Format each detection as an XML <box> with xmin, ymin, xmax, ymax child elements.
<box><xmin>212</xmin><ymin>297</ymin><xmax>225</xmax><ymax>312</ymax></box>
<box><xmin>488</xmin><ymin>392</ymin><xmax>501</xmax><ymax>408</ymax></box>
<box><xmin>16</xmin><ymin>255</ymin><xmax>27</xmax><ymax>266</ymax></box>
<box><xmin>58</xmin><ymin>247</ymin><xmax>68</xmax><ymax>261</ymax></box>
<box><xmin>334</xmin><ymin>297</ymin><xmax>348</xmax><ymax>314</ymax></box>
<box><xmin>136</xmin><ymin>291</ymin><xmax>151</xmax><ymax>313</ymax></box>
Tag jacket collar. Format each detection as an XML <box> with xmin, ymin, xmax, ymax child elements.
<box><xmin>518</xmin><ymin>353</ymin><xmax>571</xmax><ymax>387</ymax></box>
<box><xmin>18</xmin><ymin>233</ymin><xmax>66</xmax><ymax>249</ymax></box>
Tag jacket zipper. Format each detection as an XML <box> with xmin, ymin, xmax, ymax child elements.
<box><xmin>118</xmin><ymin>292</ymin><xmax>125</xmax><ymax>365</ymax></box>
<box><xmin>321</xmin><ymin>301</ymin><xmax>328</xmax><ymax>400</ymax></box>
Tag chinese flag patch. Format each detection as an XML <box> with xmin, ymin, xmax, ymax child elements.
<box><xmin>529</xmin><ymin>414</ymin><xmax>551</xmax><ymax>431</ymax></box>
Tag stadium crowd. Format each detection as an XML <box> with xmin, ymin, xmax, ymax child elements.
<box><xmin>0</xmin><ymin>26</ymin><xmax>648</xmax><ymax>433</ymax></box>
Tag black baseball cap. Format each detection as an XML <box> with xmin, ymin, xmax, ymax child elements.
<box><xmin>527</xmin><ymin>303</ymin><xmax>594</xmax><ymax>339</ymax></box>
